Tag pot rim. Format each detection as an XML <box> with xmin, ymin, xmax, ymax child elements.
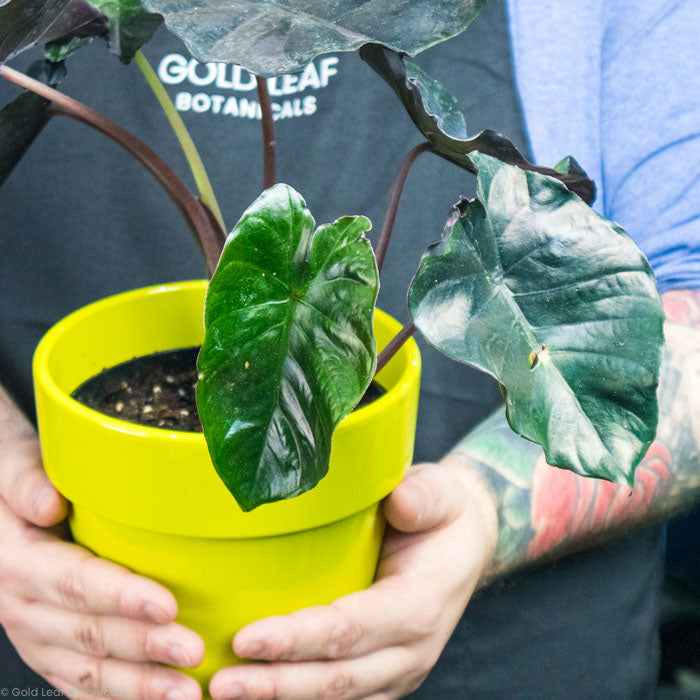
<box><xmin>34</xmin><ymin>280</ymin><xmax>421</xmax><ymax>441</ymax></box>
<box><xmin>33</xmin><ymin>280</ymin><xmax>422</xmax><ymax>537</ymax></box>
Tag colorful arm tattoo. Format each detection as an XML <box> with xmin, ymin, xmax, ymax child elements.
<box><xmin>451</xmin><ymin>289</ymin><xmax>700</xmax><ymax>577</ymax></box>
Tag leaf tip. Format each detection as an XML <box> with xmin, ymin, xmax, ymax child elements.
<box><xmin>445</xmin><ymin>196</ymin><xmax>469</xmax><ymax>228</ymax></box>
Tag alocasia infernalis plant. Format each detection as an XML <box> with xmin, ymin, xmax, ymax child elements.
<box><xmin>0</xmin><ymin>0</ymin><xmax>664</xmax><ymax>510</ymax></box>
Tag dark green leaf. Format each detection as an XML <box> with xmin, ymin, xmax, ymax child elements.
<box><xmin>0</xmin><ymin>0</ymin><xmax>106</xmax><ymax>63</ymax></box>
<box><xmin>360</xmin><ymin>44</ymin><xmax>596</xmax><ymax>204</ymax></box>
<box><xmin>197</xmin><ymin>184</ymin><xmax>379</xmax><ymax>511</ymax></box>
<box><xmin>0</xmin><ymin>89</ymin><xmax>49</xmax><ymax>187</ymax></box>
<box><xmin>83</xmin><ymin>0</ymin><xmax>161</xmax><ymax>64</ymax></box>
<box><xmin>45</xmin><ymin>35</ymin><xmax>94</xmax><ymax>62</ymax></box>
<box><xmin>408</xmin><ymin>153</ymin><xmax>664</xmax><ymax>485</ymax></box>
<box><xmin>142</xmin><ymin>0</ymin><xmax>485</xmax><ymax>76</ymax></box>
<box><xmin>0</xmin><ymin>59</ymin><xmax>66</xmax><ymax>188</ymax></box>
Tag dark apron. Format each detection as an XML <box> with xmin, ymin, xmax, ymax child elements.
<box><xmin>0</xmin><ymin>2</ymin><xmax>662</xmax><ymax>695</ymax></box>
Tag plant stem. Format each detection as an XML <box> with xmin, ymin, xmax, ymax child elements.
<box><xmin>256</xmin><ymin>76</ymin><xmax>276</xmax><ymax>189</ymax></box>
<box><xmin>375</xmin><ymin>322</ymin><xmax>416</xmax><ymax>376</ymax></box>
<box><xmin>0</xmin><ymin>64</ymin><xmax>224</xmax><ymax>275</ymax></box>
<box><xmin>134</xmin><ymin>50</ymin><xmax>226</xmax><ymax>234</ymax></box>
<box><xmin>375</xmin><ymin>142</ymin><xmax>432</xmax><ymax>273</ymax></box>
<box><xmin>197</xmin><ymin>197</ymin><xmax>227</xmax><ymax>250</ymax></box>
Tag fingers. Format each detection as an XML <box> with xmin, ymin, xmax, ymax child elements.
<box><xmin>0</xmin><ymin>434</ymin><xmax>67</xmax><ymax>527</ymax></box>
<box><xmin>15</xmin><ymin>600</ymin><xmax>204</xmax><ymax>667</ymax></box>
<box><xmin>213</xmin><ymin>459</ymin><xmax>497</xmax><ymax>700</ymax></box>
<box><xmin>36</xmin><ymin>647</ymin><xmax>202</xmax><ymax>700</ymax></box>
<box><xmin>384</xmin><ymin>462</ymin><xmax>466</xmax><ymax>533</ymax></box>
<box><xmin>232</xmin><ymin>464</ymin><xmax>484</xmax><ymax>667</ymax></box>
<box><xmin>13</xmin><ymin>537</ymin><xmax>179</xmax><ymax>623</ymax></box>
<box><xmin>212</xmin><ymin>460</ymin><xmax>498</xmax><ymax>700</ymax></box>
<box><xmin>210</xmin><ymin>648</ymin><xmax>425</xmax><ymax>700</ymax></box>
<box><xmin>233</xmin><ymin>579</ymin><xmax>433</xmax><ymax>663</ymax></box>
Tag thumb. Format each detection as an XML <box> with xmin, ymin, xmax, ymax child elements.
<box><xmin>384</xmin><ymin>462</ymin><xmax>466</xmax><ymax>533</ymax></box>
<box><xmin>0</xmin><ymin>435</ymin><xmax>68</xmax><ymax>527</ymax></box>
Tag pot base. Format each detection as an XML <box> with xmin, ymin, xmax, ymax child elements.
<box><xmin>72</xmin><ymin>503</ymin><xmax>385</xmax><ymax>688</ymax></box>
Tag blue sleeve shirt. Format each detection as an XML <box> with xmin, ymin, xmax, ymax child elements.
<box><xmin>508</xmin><ymin>0</ymin><xmax>700</xmax><ymax>291</ymax></box>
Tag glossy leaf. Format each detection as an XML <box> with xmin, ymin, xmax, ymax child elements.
<box><xmin>408</xmin><ymin>153</ymin><xmax>664</xmax><ymax>485</ymax></box>
<box><xmin>0</xmin><ymin>0</ymin><xmax>106</xmax><ymax>63</ymax></box>
<box><xmin>197</xmin><ymin>184</ymin><xmax>378</xmax><ymax>511</ymax></box>
<box><xmin>142</xmin><ymin>0</ymin><xmax>485</xmax><ymax>76</ymax></box>
<box><xmin>83</xmin><ymin>0</ymin><xmax>161</xmax><ymax>64</ymax></box>
<box><xmin>360</xmin><ymin>44</ymin><xmax>596</xmax><ymax>204</ymax></box>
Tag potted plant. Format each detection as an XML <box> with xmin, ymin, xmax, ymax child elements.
<box><xmin>0</xmin><ymin>0</ymin><xmax>665</xmax><ymax>690</ymax></box>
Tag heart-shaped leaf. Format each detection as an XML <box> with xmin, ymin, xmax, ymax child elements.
<box><xmin>197</xmin><ymin>184</ymin><xmax>378</xmax><ymax>511</ymax></box>
<box><xmin>0</xmin><ymin>0</ymin><xmax>106</xmax><ymax>63</ymax></box>
<box><xmin>142</xmin><ymin>0</ymin><xmax>485</xmax><ymax>76</ymax></box>
<box><xmin>360</xmin><ymin>44</ymin><xmax>596</xmax><ymax>204</ymax></box>
<box><xmin>408</xmin><ymin>153</ymin><xmax>664</xmax><ymax>485</ymax></box>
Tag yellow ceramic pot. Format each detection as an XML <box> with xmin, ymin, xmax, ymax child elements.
<box><xmin>33</xmin><ymin>281</ymin><xmax>421</xmax><ymax>689</ymax></box>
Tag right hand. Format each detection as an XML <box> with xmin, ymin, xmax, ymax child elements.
<box><xmin>0</xmin><ymin>421</ymin><xmax>205</xmax><ymax>700</ymax></box>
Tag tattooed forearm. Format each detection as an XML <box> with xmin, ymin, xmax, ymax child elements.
<box><xmin>450</xmin><ymin>289</ymin><xmax>700</xmax><ymax>577</ymax></box>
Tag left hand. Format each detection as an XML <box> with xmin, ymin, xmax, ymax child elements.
<box><xmin>209</xmin><ymin>457</ymin><xmax>498</xmax><ymax>700</ymax></box>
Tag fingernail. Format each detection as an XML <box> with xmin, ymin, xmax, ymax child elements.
<box><xmin>165</xmin><ymin>689</ymin><xmax>187</xmax><ymax>700</ymax></box>
<box><xmin>168</xmin><ymin>645</ymin><xmax>192</xmax><ymax>667</ymax></box>
<box><xmin>142</xmin><ymin>601</ymin><xmax>170</xmax><ymax>623</ymax></box>
<box><xmin>220</xmin><ymin>684</ymin><xmax>245</xmax><ymax>700</ymax></box>
<box><xmin>32</xmin><ymin>483</ymin><xmax>54</xmax><ymax>518</ymax></box>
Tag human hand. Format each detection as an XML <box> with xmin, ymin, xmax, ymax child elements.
<box><xmin>209</xmin><ymin>457</ymin><xmax>498</xmax><ymax>700</ymax></box>
<box><xmin>0</xmin><ymin>417</ymin><xmax>205</xmax><ymax>700</ymax></box>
